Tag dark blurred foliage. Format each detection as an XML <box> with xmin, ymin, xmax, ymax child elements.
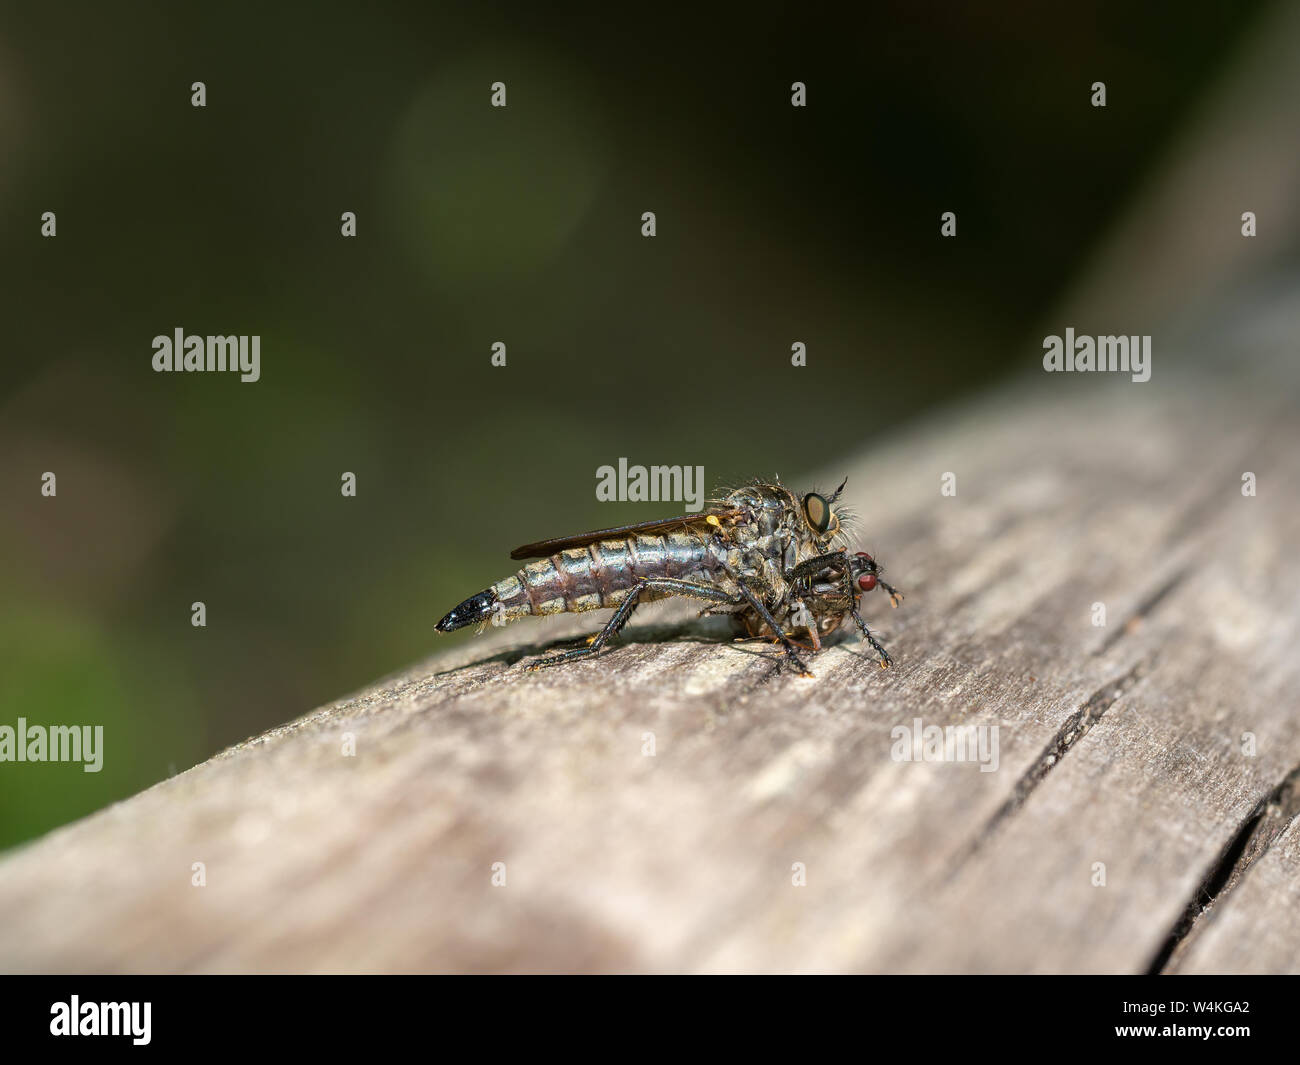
<box><xmin>0</xmin><ymin>1</ymin><xmax>1271</xmax><ymax>847</ymax></box>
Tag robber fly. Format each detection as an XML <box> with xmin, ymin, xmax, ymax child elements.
<box><xmin>435</xmin><ymin>478</ymin><xmax>903</xmax><ymax>676</ymax></box>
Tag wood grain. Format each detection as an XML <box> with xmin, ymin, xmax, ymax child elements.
<box><xmin>1</xmin><ymin>360</ymin><xmax>1297</xmax><ymax>973</ymax></box>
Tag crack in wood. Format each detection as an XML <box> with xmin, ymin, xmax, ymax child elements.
<box><xmin>1146</xmin><ymin>764</ymin><xmax>1300</xmax><ymax>974</ymax></box>
<box><xmin>946</xmin><ymin>657</ymin><xmax>1151</xmax><ymax>879</ymax></box>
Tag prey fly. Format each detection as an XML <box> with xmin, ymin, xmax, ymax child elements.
<box><xmin>435</xmin><ymin>478</ymin><xmax>903</xmax><ymax>676</ymax></box>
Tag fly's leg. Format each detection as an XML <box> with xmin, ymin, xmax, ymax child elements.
<box><xmin>786</xmin><ymin>550</ymin><xmax>851</xmax><ymax>582</ymax></box>
<box><xmin>709</xmin><ymin>554</ymin><xmax>815</xmax><ymax>676</ymax></box>
<box><xmin>526</xmin><ymin>578</ymin><xmax>737</xmax><ymax>670</ymax></box>
<box><xmin>729</xmin><ymin>623</ymin><xmax>820</xmax><ymax>653</ymax></box>
<box><xmin>696</xmin><ymin>603</ymin><xmax>744</xmax><ymax>619</ymax></box>
<box><xmin>743</xmin><ymin>634</ymin><xmax>820</xmax><ymax>653</ymax></box>
<box><xmin>731</xmin><ymin>579</ymin><xmax>814</xmax><ymax>678</ymax></box>
<box><xmin>849</xmin><ymin>606</ymin><xmax>893</xmax><ymax>668</ymax></box>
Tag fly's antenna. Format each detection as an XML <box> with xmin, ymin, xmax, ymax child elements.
<box><xmin>828</xmin><ymin>477</ymin><xmax>848</xmax><ymax>505</ymax></box>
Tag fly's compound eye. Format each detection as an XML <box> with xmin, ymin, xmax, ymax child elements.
<box><xmin>855</xmin><ymin>552</ymin><xmax>877</xmax><ymax>592</ymax></box>
<box><xmin>802</xmin><ymin>493</ymin><xmax>833</xmax><ymax>535</ymax></box>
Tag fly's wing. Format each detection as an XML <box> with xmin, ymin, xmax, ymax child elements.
<box><xmin>509</xmin><ymin>507</ymin><xmax>744</xmax><ymax>560</ymax></box>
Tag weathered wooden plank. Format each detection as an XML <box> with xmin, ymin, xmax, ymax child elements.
<box><xmin>1</xmin><ymin>368</ymin><xmax>1296</xmax><ymax>973</ymax></box>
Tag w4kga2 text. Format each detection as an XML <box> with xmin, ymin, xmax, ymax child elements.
<box><xmin>1124</xmin><ymin>1001</ymin><xmax>1250</xmax><ymax>1014</ymax></box>
<box><xmin>151</xmin><ymin>328</ymin><xmax>260</xmax><ymax>382</ymax></box>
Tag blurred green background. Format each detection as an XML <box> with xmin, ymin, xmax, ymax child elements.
<box><xmin>0</xmin><ymin>1</ymin><xmax>1272</xmax><ymax>849</ymax></box>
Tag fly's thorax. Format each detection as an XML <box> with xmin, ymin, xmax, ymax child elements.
<box><xmin>723</xmin><ymin>481</ymin><xmax>798</xmax><ymax>540</ymax></box>
<box><xmin>716</xmin><ymin>484</ymin><xmax>797</xmax><ymax>569</ymax></box>
<box><xmin>733</xmin><ymin>519</ymin><xmax>798</xmax><ymax>577</ymax></box>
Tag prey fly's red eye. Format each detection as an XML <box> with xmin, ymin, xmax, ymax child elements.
<box><xmin>858</xmin><ymin>573</ymin><xmax>878</xmax><ymax>592</ymax></box>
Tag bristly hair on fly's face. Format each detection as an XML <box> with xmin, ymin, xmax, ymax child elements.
<box><xmin>802</xmin><ymin>475</ymin><xmax>859</xmax><ymax>550</ymax></box>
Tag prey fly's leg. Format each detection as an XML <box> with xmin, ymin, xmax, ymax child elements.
<box><xmin>849</xmin><ymin>606</ymin><xmax>893</xmax><ymax>668</ymax></box>
<box><xmin>878</xmin><ymin>578</ymin><xmax>904</xmax><ymax>608</ymax></box>
<box><xmin>731</xmin><ymin>579</ymin><xmax>814</xmax><ymax>678</ymax></box>
<box><xmin>526</xmin><ymin>577</ymin><xmax>737</xmax><ymax>670</ymax></box>
<box><xmin>786</xmin><ymin>550</ymin><xmax>852</xmax><ymax>582</ymax></box>
<box><xmin>728</xmin><ymin>622</ymin><xmax>820</xmax><ymax>653</ymax></box>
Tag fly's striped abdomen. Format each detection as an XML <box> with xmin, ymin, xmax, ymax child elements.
<box><xmin>489</xmin><ymin>528</ymin><xmax>718</xmax><ymax>622</ymax></box>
